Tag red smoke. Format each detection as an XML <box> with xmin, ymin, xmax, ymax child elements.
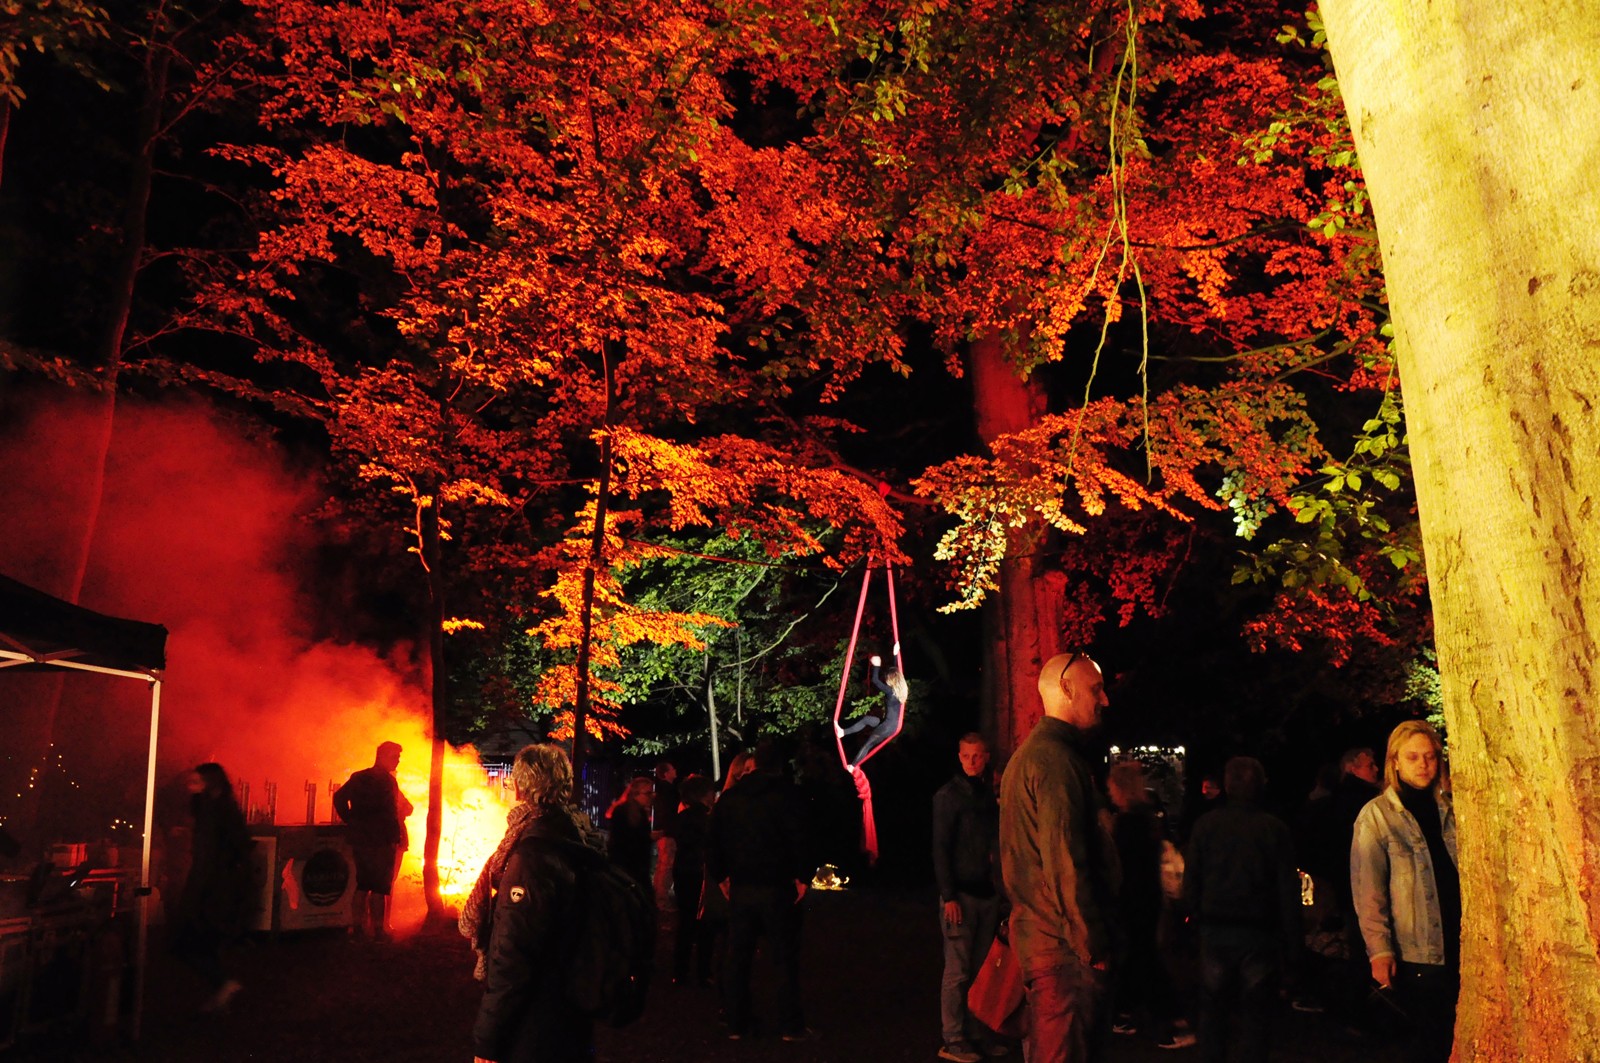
<box><xmin>0</xmin><ymin>390</ymin><xmax>507</xmax><ymax>913</ymax></box>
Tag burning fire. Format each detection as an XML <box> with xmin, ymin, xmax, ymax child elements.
<box><xmin>231</xmin><ymin>698</ymin><xmax>515</xmax><ymax>909</ymax></box>
<box><xmin>395</xmin><ymin>749</ymin><xmax>514</xmax><ymax>902</ymax></box>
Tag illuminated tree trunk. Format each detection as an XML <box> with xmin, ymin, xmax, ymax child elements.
<box><xmin>419</xmin><ymin>493</ymin><xmax>447</xmax><ymax>918</ymax></box>
<box><xmin>970</xmin><ymin>334</ymin><xmax>1063</xmax><ymax>758</ymax></box>
<box><xmin>571</xmin><ymin>345</ymin><xmax>616</xmax><ymax>777</ymax></box>
<box><xmin>1320</xmin><ymin>5</ymin><xmax>1600</xmax><ymax>1057</ymax></box>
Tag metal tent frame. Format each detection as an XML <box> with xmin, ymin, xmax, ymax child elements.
<box><xmin>0</xmin><ymin>574</ymin><xmax>168</xmax><ymax>1040</ymax></box>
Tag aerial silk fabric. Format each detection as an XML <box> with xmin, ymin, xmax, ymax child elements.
<box><xmin>830</xmin><ymin>565</ymin><xmax>904</xmax><ymax>864</ymax></box>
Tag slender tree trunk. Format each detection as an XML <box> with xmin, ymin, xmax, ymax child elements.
<box><xmin>419</xmin><ymin>494</ymin><xmax>448</xmax><ymax>917</ymax></box>
<box><xmin>572</xmin><ymin>345</ymin><xmax>616</xmax><ymax>776</ymax></box>
<box><xmin>969</xmin><ymin>334</ymin><xmax>1063</xmax><ymax>758</ymax></box>
<box><xmin>0</xmin><ymin>101</ymin><xmax>10</xmax><ymax>193</ymax></box>
<box><xmin>1321</xmin><ymin>4</ymin><xmax>1600</xmax><ymax>1057</ymax></box>
<box><xmin>20</xmin><ymin>42</ymin><xmax>170</xmax><ymax>834</ymax></box>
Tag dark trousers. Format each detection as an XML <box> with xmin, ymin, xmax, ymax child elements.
<box><xmin>1022</xmin><ymin>956</ymin><xmax>1110</xmax><ymax>1062</ymax></box>
<box><xmin>1197</xmin><ymin>932</ymin><xmax>1280</xmax><ymax>1063</ymax></box>
<box><xmin>725</xmin><ymin>882</ymin><xmax>805</xmax><ymax>1037</ymax></box>
<box><xmin>172</xmin><ymin>920</ymin><xmax>227</xmax><ymax>990</ymax></box>
<box><xmin>672</xmin><ymin>870</ymin><xmax>711</xmax><ymax>982</ymax></box>
<box><xmin>1395</xmin><ymin>962</ymin><xmax>1458</xmax><ymax>1063</ymax></box>
<box><xmin>940</xmin><ymin>892</ymin><xmax>1003</xmax><ymax>1043</ymax></box>
<box><xmin>1114</xmin><ymin>910</ymin><xmax>1180</xmax><ymax>1035</ymax></box>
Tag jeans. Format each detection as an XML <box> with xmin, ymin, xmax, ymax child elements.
<box><xmin>725</xmin><ymin>882</ymin><xmax>806</xmax><ymax>1037</ymax></box>
<box><xmin>652</xmin><ymin>837</ymin><xmax>676</xmax><ymax>907</ymax></box>
<box><xmin>1022</xmin><ymin>956</ymin><xmax>1110</xmax><ymax>1062</ymax></box>
<box><xmin>1197</xmin><ymin>932</ymin><xmax>1280</xmax><ymax>1063</ymax></box>
<box><xmin>940</xmin><ymin>892</ymin><xmax>1003</xmax><ymax>1043</ymax></box>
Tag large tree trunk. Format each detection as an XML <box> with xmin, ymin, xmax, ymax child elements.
<box><xmin>1320</xmin><ymin>4</ymin><xmax>1600</xmax><ymax>1057</ymax></box>
<box><xmin>969</xmin><ymin>334</ymin><xmax>1063</xmax><ymax>758</ymax></box>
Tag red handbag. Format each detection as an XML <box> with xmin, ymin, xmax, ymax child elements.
<box><xmin>967</xmin><ymin>928</ymin><xmax>1026</xmax><ymax>1037</ymax></box>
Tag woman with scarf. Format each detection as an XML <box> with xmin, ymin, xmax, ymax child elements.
<box><xmin>463</xmin><ymin>744</ymin><xmax>595</xmax><ymax>1063</ymax></box>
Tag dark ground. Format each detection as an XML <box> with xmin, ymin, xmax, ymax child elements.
<box><xmin>12</xmin><ymin>888</ymin><xmax>1410</xmax><ymax>1062</ymax></box>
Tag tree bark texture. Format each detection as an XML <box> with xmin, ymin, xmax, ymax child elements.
<box><xmin>969</xmin><ymin>334</ymin><xmax>1064</xmax><ymax>759</ymax></box>
<box><xmin>1321</xmin><ymin>4</ymin><xmax>1600</xmax><ymax>1057</ymax></box>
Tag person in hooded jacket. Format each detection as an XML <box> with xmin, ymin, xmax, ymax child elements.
<box><xmin>470</xmin><ymin>743</ymin><xmax>595</xmax><ymax>1063</ymax></box>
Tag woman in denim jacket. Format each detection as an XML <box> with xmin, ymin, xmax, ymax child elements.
<box><xmin>1350</xmin><ymin>720</ymin><xmax>1460</xmax><ymax>1062</ymax></box>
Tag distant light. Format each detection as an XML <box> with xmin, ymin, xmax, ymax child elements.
<box><xmin>1175</xmin><ymin>746</ymin><xmax>1186</xmax><ymax>756</ymax></box>
<box><xmin>1109</xmin><ymin>745</ymin><xmax>1121</xmax><ymax>755</ymax></box>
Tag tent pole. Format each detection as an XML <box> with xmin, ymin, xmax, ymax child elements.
<box><xmin>133</xmin><ymin>677</ymin><xmax>161</xmax><ymax>1041</ymax></box>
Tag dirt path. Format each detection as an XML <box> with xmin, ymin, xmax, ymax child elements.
<box><xmin>14</xmin><ymin>888</ymin><xmax>1406</xmax><ymax>1062</ymax></box>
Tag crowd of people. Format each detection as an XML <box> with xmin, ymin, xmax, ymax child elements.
<box><xmin>157</xmin><ymin>651</ymin><xmax>1461</xmax><ymax>1063</ymax></box>
<box><xmin>929</xmin><ymin>651</ymin><xmax>1460</xmax><ymax>1063</ymax></box>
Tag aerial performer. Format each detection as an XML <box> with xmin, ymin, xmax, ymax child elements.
<box><xmin>837</xmin><ymin>647</ymin><xmax>907</xmax><ymax>769</ymax></box>
<box><xmin>830</xmin><ymin>560</ymin><xmax>906</xmax><ymax>864</ymax></box>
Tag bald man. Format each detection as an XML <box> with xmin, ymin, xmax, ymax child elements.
<box><xmin>1000</xmin><ymin>652</ymin><xmax>1117</xmax><ymax>1062</ymax></box>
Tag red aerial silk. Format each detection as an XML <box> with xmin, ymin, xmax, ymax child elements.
<box><xmin>830</xmin><ymin>564</ymin><xmax>904</xmax><ymax>864</ymax></box>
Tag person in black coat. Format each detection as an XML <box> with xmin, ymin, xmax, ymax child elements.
<box><xmin>706</xmin><ymin>740</ymin><xmax>811</xmax><ymax>1041</ymax></box>
<box><xmin>472</xmin><ymin>743</ymin><xmax>594</xmax><ymax>1063</ymax></box>
<box><xmin>931</xmin><ymin>733</ymin><xmax>1002</xmax><ymax>1062</ymax></box>
<box><xmin>1184</xmin><ymin>757</ymin><xmax>1300</xmax><ymax>1063</ymax></box>
<box><xmin>606</xmin><ymin>776</ymin><xmax>655</xmax><ymax>889</ymax></box>
<box><xmin>670</xmin><ymin>774</ymin><xmax>715</xmax><ymax>986</ymax></box>
<box><xmin>173</xmin><ymin>763</ymin><xmax>253</xmax><ymax>1013</ymax></box>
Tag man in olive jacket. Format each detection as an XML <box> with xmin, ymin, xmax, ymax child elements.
<box><xmin>1000</xmin><ymin>652</ymin><xmax>1117</xmax><ymax>1062</ymax></box>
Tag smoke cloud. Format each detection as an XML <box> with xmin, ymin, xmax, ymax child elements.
<box><xmin>0</xmin><ymin>390</ymin><xmax>444</xmax><ymax>842</ymax></box>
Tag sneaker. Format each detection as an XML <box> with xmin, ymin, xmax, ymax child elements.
<box><xmin>1156</xmin><ymin>1030</ymin><xmax>1197</xmax><ymax>1049</ymax></box>
<box><xmin>782</xmin><ymin>1028</ymin><xmax>817</xmax><ymax>1043</ymax></box>
<box><xmin>981</xmin><ymin>1043</ymin><xmax>1011</xmax><ymax>1057</ymax></box>
<box><xmin>938</xmin><ymin>1042</ymin><xmax>982</xmax><ymax>1063</ymax></box>
<box><xmin>1290</xmin><ymin>997</ymin><xmax>1326</xmax><ymax>1013</ymax></box>
<box><xmin>1112</xmin><ymin>1019</ymin><xmax>1138</xmax><ymax>1036</ymax></box>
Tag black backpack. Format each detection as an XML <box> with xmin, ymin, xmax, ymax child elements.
<box><xmin>559</xmin><ymin>841</ymin><xmax>656</xmax><ymax>1027</ymax></box>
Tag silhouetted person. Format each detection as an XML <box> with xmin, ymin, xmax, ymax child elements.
<box><xmin>652</xmin><ymin>759</ymin><xmax>680</xmax><ymax>909</ymax></box>
<box><xmin>707</xmin><ymin>739</ymin><xmax>811</xmax><ymax>1041</ymax></box>
<box><xmin>1108</xmin><ymin>760</ymin><xmax>1192</xmax><ymax>1050</ymax></box>
<box><xmin>1352</xmin><ymin>722</ymin><xmax>1459</xmax><ymax>1063</ymax></box>
<box><xmin>173</xmin><ymin>763</ymin><xmax>253</xmax><ymax>1012</ymax></box>
<box><xmin>932</xmin><ymin>733</ymin><xmax>1002</xmax><ymax>1063</ymax></box>
<box><xmin>1184</xmin><ymin>756</ymin><xmax>1299</xmax><ymax>1063</ymax></box>
<box><xmin>334</xmin><ymin>740</ymin><xmax>413</xmax><ymax>940</ymax></box>
<box><xmin>1306</xmin><ymin>747</ymin><xmax>1381</xmax><ymax>1021</ymax></box>
<box><xmin>606</xmin><ymin>776</ymin><xmax>654</xmax><ymax>888</ymax></box>
<box><xmin>1000</xmin><ymin>651</ymin><xmax>1117</xmax><ymax>1062</ymax></box>
<box><xmin>671</xmin><ymin>774</ymin><xmax>715</xmax><ymax>986</ymax></box>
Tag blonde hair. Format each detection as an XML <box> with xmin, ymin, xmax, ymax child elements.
<box><xmin>1382</xmin><ymin>720</ymin><xmax>1443</xmax><ymax>792</ymax></box>
<box><xmin>511</xmin><ymin>743</ymin><xmax>573</xmax><ymax>808</ymax></box>
<box><xmin>722</xmin><ymin>750</ymin><xmax>754</xmax><ymax>793</ymax></box>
